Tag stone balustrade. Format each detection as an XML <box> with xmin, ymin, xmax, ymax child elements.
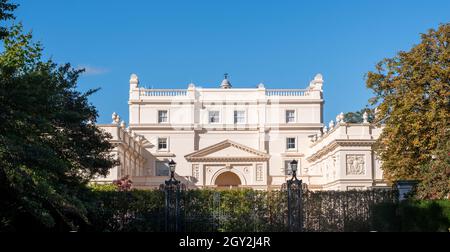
<box><xmin>140</xmin><ymin>89</ymin><xmax>188</xmax><ymax>97</ymax></box>
<box><xmin>135</xmin><ymin>87</ymin><xmax>313</xmax><ymax>98</ymax></box>
<box><xmin>265</xmin><ymin>89</ymin><xmax>310</xmax><ymax>97</ymax></box>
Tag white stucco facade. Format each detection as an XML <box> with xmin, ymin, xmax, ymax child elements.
<box><xmin>95</xmin><ymin>73</ymin><xmax>387</xmax><ymax>190</ymax></box>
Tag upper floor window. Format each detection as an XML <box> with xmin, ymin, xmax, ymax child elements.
<box><xmin>286</xmin><ymin>137</ymin><xmax>296</xmax><ymax>150</ymax></box>
<box><xmin>158</xmin><ymin>138</ymin><xmax>168</xmax><ymax>150</ymax></box>
<box><xmin>234</xmin><ymin>110</ymin><xmax>246</xmax><ymax>124</ymax></box>
<box><xmin>286</xmin><ymin>110</ymin><xmax>296</xmax><ymax>123</ymax></box>
<box><xmin>158</xmin><ymin>110</ymin><xmax>168</xmax><ymax>123</ymax></box>
<box><xmin>209</xmin><ymin>111</ymin><xmax>220</xmax><ymax>123</ymax></box>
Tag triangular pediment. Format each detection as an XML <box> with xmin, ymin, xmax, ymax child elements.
<box><xmin>185</xmin><ymin>140</ymin><xmax>270</xmax><ymax>162</ymax></box>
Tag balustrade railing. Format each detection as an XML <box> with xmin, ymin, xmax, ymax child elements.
<box><xmin>266</xmin><ymin>89</ymin><xmax>310</xmax><ymax>97</ymax></box>
<box><xmin>140</xmin><ymin>89</ymin><xmax>188</xmax><ymax>97</ymax></box>
<box><xmin>138</xmin><ymin>88</ymin><xmax>311</xmax><ymax>97</ymax></box>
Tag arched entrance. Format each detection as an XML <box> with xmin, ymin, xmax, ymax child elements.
<box><xmin>214</xmin><ymin>172</ymin><xmax>242</xmax><ymax>188</ymax></box>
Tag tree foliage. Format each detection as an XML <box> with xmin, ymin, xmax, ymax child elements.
<box><xmin>344</xmin><ymin>108</ymin><xmax>375</xmax><ymax>123</ymax></box>
<box><xmin>0</xmin><ymin>21</ymin><xmax>116</xmax><ymax>230</ymax></box>
<box><xmin>417</xmin><ymin>139</ymin><xmax>450</xmax><ymax>199</ymax></box>
<box><xmin>0</xmin><ymin>0</ymin><xmax>17</xmax><ymax>39</ymax></box>
<box><xmin>366</xmin><ymin>23</ymin><xmax>450</xmax><ymax>198</ymax></box>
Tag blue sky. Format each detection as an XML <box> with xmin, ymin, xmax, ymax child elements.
<box><xmin>13</xmin><ymin>0</ymin><xmax>450</xmax><ymax>124</ymax></box>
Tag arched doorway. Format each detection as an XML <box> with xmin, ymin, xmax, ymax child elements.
<box><xmin>215</xmin><ymin>172</ymin><xmax>242</xmax><ymax>188</ymax></box>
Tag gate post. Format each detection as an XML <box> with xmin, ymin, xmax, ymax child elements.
<box><xmin>285</xmin><ymin>160</ymin><xmax>303</xmax><ymax>232</ymax></box>
<box><xmin>160</xmin><ymin>159</ymin><xmax>185</xmax><ymax>232</ymax></box>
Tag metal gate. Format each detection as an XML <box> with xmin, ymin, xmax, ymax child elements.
<box><xmin>160</xmin><ymin>177</ymin><xmax>396</xmax><ymax>232</ymax></box>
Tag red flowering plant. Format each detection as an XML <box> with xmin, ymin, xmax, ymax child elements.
<box><xmin>113</xmin><ymin>175</ymin><xmax>133</xmax><ymax>191</ymax></box>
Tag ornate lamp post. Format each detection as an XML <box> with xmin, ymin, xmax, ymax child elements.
<box><xmin>287</xmin><ymin>160</ymin><xmax>303</xmax><ymax>232</ymax></box>
<box><xmin>162</xmin><ymin>159</ymin><xmax>183</xmax><ymax>232</ymax></box>
<box><xmin>165</xmin><ymin>159</ymin><xmax>180</xmax><ymax>186</ymax></box>
<box><xmin>290</xmin><ymin>160</ymin><xmax>299</xmax><ymax>180</ymax></box>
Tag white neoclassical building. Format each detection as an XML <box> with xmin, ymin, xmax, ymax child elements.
<box><xmin>95</xmin><ymin>73</ymin><xmax>387</xmax><ymax>190</ymax></box>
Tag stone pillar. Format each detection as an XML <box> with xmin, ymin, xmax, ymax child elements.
<box><xmin>131</xmin><ymin>155</ymin><xmax>135</xmax><ymax>176</ymax></box>
<box><xmin>127</xmin><ymin>151</ymin><xmax>132</xmax><ymax>176</ymax></box>
<box><xmin>118</xmin><ymin>151</ymin><xmax>123</xmax><ymax>178</ymax></box>
<box><xmin>123</xmin><ymin>151</ymin><xmax>128</xmax><ymax>177</ymax></box>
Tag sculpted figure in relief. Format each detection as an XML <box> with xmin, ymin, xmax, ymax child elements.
<box><xmin>346</xmin><ymin>155</ymin><xmax>365</xmax><ymax>175</ymax></box>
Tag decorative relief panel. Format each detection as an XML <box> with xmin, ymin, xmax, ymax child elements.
<box><xmin>346</xmin><ymin>155</ymin><xmax>365</xmax><ymax>175</ymax></box>
<box><xmin>256</xmin><ymin>164</ymin><xmax>264</xmax><ymax>181</ymax></box>
<box><xmin>192</xmin><ymin>164</ymin><xmax>200</xmax><ymax>180</ymax></box>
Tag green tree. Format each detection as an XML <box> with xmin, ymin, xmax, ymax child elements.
<box><xmin>417</xmin><ymin>138</ymin><xmax>450</xmax><ymax>199</ymax></box>
<box><xmin>0</xmin><ymin>23</ymin><xmax>116</xmax><ymax>230</ymax></box>
<box><xmin>0</xmin><ymin>0</ymin><xmax>17</xmax><ymax>39</ymax></box>
<box><xmin>344</xmin><ymin>108</ymin><xmax>375</xmax><ymax>123</ymax></box>
<box><xmin>366</xmin><ymin>23</ymin><xmax>450</xmax><ymax>198</ymax></box>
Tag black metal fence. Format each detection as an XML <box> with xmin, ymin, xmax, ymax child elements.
<box><xmin>302</xmin><ymin>189</ymin><xmax>398</xmax><ymax>232</ymax></box>
<box><xmin>86</xmin><ymin>182</ymin><xmax>399</xmax><ymax>232</ymax></box>
<box><xmin>159</xmin><ymin>185</ymin><xmax>397</xmax><ymax>232</ymax></box>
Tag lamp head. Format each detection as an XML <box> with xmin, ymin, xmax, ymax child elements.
<box><xmin>169</xmin><ymin>159</ymin><xmax>177</xmax><ymax>173</ymax></box>
<box><xmin>290</xmin><ymin>160</ymin><xmax>298</xmax><ymax>173</ymax></box>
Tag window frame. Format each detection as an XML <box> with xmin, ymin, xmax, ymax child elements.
<box><xmin>286</xmin><ymin>137</ymin><xmax>297</xmax><ymax>151</ymax></box>
<box><xmin>286</xmin><ymin>110</ymin><xmax>296</xmax><ymax>124</ymax></box>
<box><xmin>157</xmin><ymin>137</ymin><xmax>169</xmax><ymax>151</ymax></box>
<box><xmin>208</xmin><ymin>110</ymin><xmax>221</xmax><ymax>124</ymax></box>
<box><xmin>158</xmin><ymin>110</ymin><xmax>169</xmax><ymax>124</ymax></box>
<box><xmin>233</xmin><ymin>110</ymin><xmax>246</xmax><ymax>124</ymax></box>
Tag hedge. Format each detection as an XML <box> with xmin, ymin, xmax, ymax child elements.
<box><xmin>373</xmin><ymin>200</ymin><xmax>450</xmax><ymax>232</ymax></box>
<box><xmin>82</xmin><ymin>185</ymin><xmax>450</xmax><ymax>232</ymax></box>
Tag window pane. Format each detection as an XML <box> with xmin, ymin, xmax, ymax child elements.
<box><xmin>234</xmin><ymin>111</ymin><xmax>245</xmax><ymax>124</ymax></box>
<box><xmin>156</xmin><ymin>161</ymin><xmax>170</xmax><ymax>176</ymax></box>
<box><xmin>159</xmin><ymin>111</ymin><xmax>168</xmax><ymax>123</ymax></box>
<box><xmin>287</xmin><ymin>138</ymin><xmax>296</xmax><ymax>149</ymax></box>
<box><xmin>286</xmin><ymin>110</ymin><xmax>295</xmax><ymax>123</ymax></box>
<box><xmin>209</xmin><ymin>111</ymin><xmax>220</xmax><ymax>123</ymax></box>
<box><xmin>158</xmin><ymin>138</ymin><xmax>167</xmax><ymax>150</ymax></box>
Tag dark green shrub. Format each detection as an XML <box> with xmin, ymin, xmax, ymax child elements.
<box><xmin>82</xmin><ymin>186</ymin><xmax>449</xmax><ymax>232</ymax></box>
<box><xmin>373</xmin><ymin>200</ymin><xmax>450</xmax><ymax>232</ymax></box>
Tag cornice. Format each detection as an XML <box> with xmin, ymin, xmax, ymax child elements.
<box><xmin>320</xmin><ymin>178</ymin><xmax>386</xmax><ymax>188</ymax></box>
<box><xmin>307</xmin><ymin>139</ymin><xmax>376</xmax><ymax>162</ymax></box>
<box><xmin>129</xmin><ymin>99</ymin><xmax>323</xmax><ymax>105</ymax></box>
<box><xmin>128</xmin><ymin>124</ymin><xmax>323</xmax><ymax>132</ymax></box>
<box><xmin>152</xmin><ymin>152</ymin><xmax>176</xmax><ymax>158</ymax></box>
<box><xmin>266</xmin><ymin>99</ymin><xmax>324</xmax><ymax>105</ymax></box>
<box><xmin>281</xmin><ymin>153</ymin><xmax>305</xmax><ymax>158</ymax></box>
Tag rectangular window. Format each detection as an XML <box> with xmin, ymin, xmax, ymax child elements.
<box><xmin>234</xmin><ymin>110</ymin><xmax>246</xmax><ymax>124</ymax></box>
<box><xmin>158</xmin><ymin>138</ymin><xmax>168</xmax><ymax>150</ymax></box>
<box><xmin>284</xmin><ymin>160</ymin><xmax>293</xmax><ymax>176</ymax></box>
<box><xmin>209</xmin><ymin>111</ymin><xmax>220</xmax><ymax>123</ymax></box>
<box><xmin>286</xmin><ymin>110</ymin><xmax>295</xmax><ymax>123</ymax></box>
<box><xmin>156</xmin><ymin>161</ymin><xmax>170</xmax><ymax>176</ymax></box>
<box><xmin>286</xmin><ymin>137</ymin><xmax>296</xmax><ymax>150</ymax></box>
<box><xmin>158</xmin><ymin>110</ymin><xmax>168</xmax><ymax>123</ymax></box>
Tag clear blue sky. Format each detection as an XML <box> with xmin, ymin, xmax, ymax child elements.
<box><xmin>13</xmin><ymin>0</ymin><xmax>450</xmax><ymax>124</ymax></box>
